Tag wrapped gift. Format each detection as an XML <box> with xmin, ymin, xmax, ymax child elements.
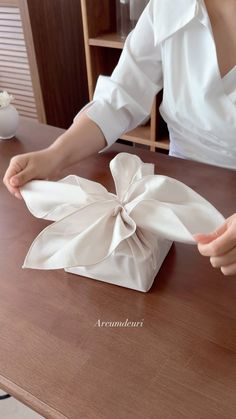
<box><xmin>21</xmin><ymin>153</ymin><xmax>225</xmax><ymax>292</ymax></box>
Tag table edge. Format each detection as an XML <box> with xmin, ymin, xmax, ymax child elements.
<box><xmin>0</xmin><ymin>373</ymin><xmax>67</xmax><ymax>419</ymax></box>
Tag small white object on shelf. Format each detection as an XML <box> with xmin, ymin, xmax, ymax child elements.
<box><xmin>0</xmin><ymin>91</ymin><xmax>19</xmax><ymax>140</ymax></box>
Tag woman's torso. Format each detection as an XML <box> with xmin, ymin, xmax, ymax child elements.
<box><xmin>158</xmin><ymin>0</ymin><xmax>236</xmax><ymax>169</ymax></box>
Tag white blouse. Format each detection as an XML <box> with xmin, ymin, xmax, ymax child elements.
<box><xmin>222</xmin><ymin>66</ymin><xmax>236</xmax><ymax>105</ymax></box>
<box><xmin>75</xmin><ymin>0</ymin><xmax>236</xmax><ymax>169</ymax></box>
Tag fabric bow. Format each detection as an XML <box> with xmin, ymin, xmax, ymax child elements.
<box><xmin>21</xmin><ymin>152</ymin><xmax>225</xmax><ymax>269</ymax></box>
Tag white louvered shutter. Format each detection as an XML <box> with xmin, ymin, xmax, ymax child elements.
<box><xmin>0</xmin><ymin>5</ymin><xmax>38</xmax><ymax>120</ymax></box>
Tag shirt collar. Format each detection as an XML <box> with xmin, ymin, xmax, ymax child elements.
<box><xmin>153</xmin><ymin>0</ymin><xmax>206</xmax><ymax>43</ymax></box>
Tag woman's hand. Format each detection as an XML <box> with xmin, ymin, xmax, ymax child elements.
<box><xmin>194</xmin><ymin>214</ymin><xmax>236</xmax><ymax>275</ymax></box>
<box><xmin>3</xmin><ymin>148</ymin><xmax>61</xmax><ymax>199</ymax></box>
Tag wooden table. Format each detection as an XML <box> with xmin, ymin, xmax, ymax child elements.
<box><xmin>0</xmin><ymin>118</ymin><xmax>236</xmax><ymax>419</ymax></box>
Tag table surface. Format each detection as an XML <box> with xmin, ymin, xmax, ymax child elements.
<box><xmin>0</xmin><ymin>118</ymin><xmax>236</xmax><ymax>419</ymax></box>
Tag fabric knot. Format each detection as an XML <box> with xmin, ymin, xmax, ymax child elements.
<box><xmin>113</xmin><ymin>205</ymin><xmax>123</xmax><ymax>217</ymax></box>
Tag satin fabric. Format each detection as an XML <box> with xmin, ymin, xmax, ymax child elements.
<box><xmin>222</xmin><ymin>66</ymin><xmax>236</xmax><ymax>105</ymax></box>
<box><xmin>21</xmin><ymin>153</ymin><xmax>225</xmax><ymax>292</ymax></box>
<box><xmin>75</xmin><ymin>0</ymin><xmax>236</xmax><ymax>169</ymax></box>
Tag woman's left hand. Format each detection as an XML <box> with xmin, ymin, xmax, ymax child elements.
<box><xmin>194</xmin><ymin>214</ymin><xmax>236</xmax><ymax>275</ymax></box>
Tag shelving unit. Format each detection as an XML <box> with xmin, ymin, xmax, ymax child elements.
<box><xmin>0</xmin><ymin>0</ymin><xmax>88</xmax><ymax>128</ymax></box>
<box><xmin>81</xmin><ymin>0</ymin><xmax>169</xmax><ymax>151</ymax></box>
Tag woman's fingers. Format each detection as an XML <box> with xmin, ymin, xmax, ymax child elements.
<box><xmin>10</xmin><ymin>166</ymin><xmax>35</xmax><ymax>188</ymax></box>
<box><xmin>3</xmin><ymin>148</ymin><xmax>62</xmax><ymax>199</ymax></box>
<box><xmin>220</xmin><ymin>262</ymin><xmax>236</xmax><ymax>276</ymax></box>
<box><xmin>210</xmin><ymin>246</ymin><xmax>236</xmax><ymax>267</ymax></box>
<box><xmin>193</xmin><ymin>222</ymin><xmax>227</xmax><ymax>245</ymax></box>
<box><xmin>194</xmin><ymin>221</ymin><xmax>235</xmax><ymax>257</ymax></box>
<box><xmin>3</xmin><ymin>155</ymin><xmax>27</xmax><ymax>197</ymax></box>
<box><xmin>10</xmin><ymin>169</ymin><xmax>34</xmax><ymax>199</ymax></box>
<box><xmin>194</xmin><ymin>214</ymin><xmax>236</xmax><ymax>275</ymax></box>
<box><xmin>3</xmin><ymin>151</ymin><xmax>47</xmax><ymax>197</ymax></box>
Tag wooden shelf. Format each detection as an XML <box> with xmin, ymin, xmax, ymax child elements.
<box><xmin>89</xmin><ymin>32</ymin><xmax>124</xmax><ymax>49</ymax></box>
<box><xmin>121</xmin><ymin>126</ymin><xmax>169</xmax><ymax>150</ymax></box>
<box><xmin>81</xmin><ymin>0</ymin><xmax>169</xmax><ymax>152</ymax></box>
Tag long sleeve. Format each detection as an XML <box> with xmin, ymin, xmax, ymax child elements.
<box><xmin>75</xmin><ymin>0</ymin><xmax>163</xmax><ymax>148</ymax></box>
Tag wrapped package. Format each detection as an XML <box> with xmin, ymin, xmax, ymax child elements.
<box><xmin>21</xmin><ymin>153</ymin><xmax>224</xmax><ymax>292</ymax></box>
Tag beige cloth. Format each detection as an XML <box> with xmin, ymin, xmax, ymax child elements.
<box><xmin>21</xmin><ymin>153</ymin><xmax>225</xmax><ymax>292</ymax></box>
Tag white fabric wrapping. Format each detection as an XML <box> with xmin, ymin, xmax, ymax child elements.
<box><xmin>21</xmin><ymin>153</ymin><xmax>225</xmax><ymax>292</ymax></box>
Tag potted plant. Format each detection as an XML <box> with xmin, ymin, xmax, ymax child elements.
<box><xmin>0</xmin><ymin>91</ymin><xmax>19</xmax><ymax>140</ymax></box>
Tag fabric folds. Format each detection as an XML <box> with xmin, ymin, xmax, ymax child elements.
<box><xmin>21</xmin><ymin>153</ymin><xmax>225</xmax><ymax>292</ymax></box>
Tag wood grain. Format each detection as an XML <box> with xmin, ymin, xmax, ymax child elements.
<box><xmin>23</xmin><ymin>0</ymin><xmax>89</xmax><ymax>128</ymax></box>
<box><xmin>0</xmin><ymin>119</ymin><xmax>236</xmax><ymax>418</ymax></box>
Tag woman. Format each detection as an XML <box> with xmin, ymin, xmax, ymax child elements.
<box><xmin>3</xmin><ymin>0</ymin><xmax>236</xmax><ymax>275</ymax></box>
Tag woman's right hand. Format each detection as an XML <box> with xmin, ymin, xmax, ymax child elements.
<box><xmin>3</xmin><ymin>148</ymin><xmax>61</xmax><ymax>199</ymax></box>
<box><xmin>3</xmin><ymin>113</ymin><xmax>107</xmax><ymax>200</ymax></box>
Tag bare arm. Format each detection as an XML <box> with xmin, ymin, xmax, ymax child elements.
<box><xmin>48</xmin><ymin>112</ymin><xmax>106</xmax><ymax>168</ymax></box>
<box><xmin>3</xmin><ymin>113</ymin><xmax>106</xmax><ymax>199</ymax></box>
<box><xmin>4</xmin><ymin>0</ymin><xmax>160</xmax><ymax>199</ymax></box>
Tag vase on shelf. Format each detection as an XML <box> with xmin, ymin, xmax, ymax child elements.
<box><xmin>116</xmin><ymin>0</ymin><xmax>149</xmax><ymax>39</ymax></box>
<box><xmin>0</xmin><ymin>104</ymin><xmax>19</xmax><ymax>140</ymax></box>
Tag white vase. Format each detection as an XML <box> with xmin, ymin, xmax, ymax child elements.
<box><xmin>0</xmin><ymin>104</ymin><xmax>19</xmax><ymax>140</ymax></box>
